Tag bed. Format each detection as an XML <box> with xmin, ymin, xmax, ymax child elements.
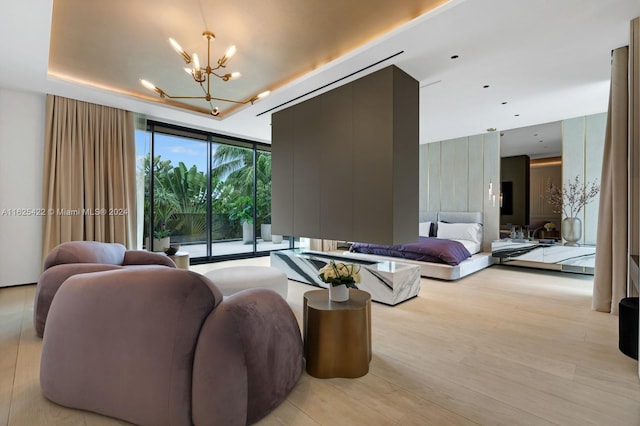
<box><xmin>344</xmin><ymin>211</ymin><xmax>494</xmax><ymax>280</ymax></box>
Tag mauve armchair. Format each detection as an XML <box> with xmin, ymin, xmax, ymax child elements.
<box><xmin>34</xmin><ymin>240</ymin><xmax>176</xmax><ymax>337</ymax></box>
<box><xmin>40</xmin><ymin>268</ymin><xmax>303</xmax><ymax>426</ymax></box>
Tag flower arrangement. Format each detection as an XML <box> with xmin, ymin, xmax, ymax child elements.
<box><xmin>546</xmin><ymin>175</ymin><xmax>600</xmax><ymax>218</ymax></box>
<box><xmin>318</xmin><ymin>260</ymin><xmax>361</xmax><ymax>288</ymax></box>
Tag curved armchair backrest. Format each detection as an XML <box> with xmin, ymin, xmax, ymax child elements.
<box><xmin>41</xmin><ymin>268</ymin><xmax>224</xmax><ymax>426</ymax></box>
<box><xmin>44</xmin><ymin>241</ymin><xmax>127</xmax><ymax>270</ymax></box>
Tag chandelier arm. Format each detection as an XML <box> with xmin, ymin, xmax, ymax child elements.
<box><xmin>204</xmin><ymin>96</ymin><xmax>249</xmax><ymax>105</ymax></box>
<box><xmin>211</xmin><ymin>72</ymin><xmax>229</xmax><ymax>80</ymax></box>
<box><xmin>161</xmin><ymin>94</ymin><xmax>211</xmax><ymax>100</ymax></box>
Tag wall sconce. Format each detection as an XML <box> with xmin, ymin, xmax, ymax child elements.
<box><xmin>489</xmin><ymin>181</ymin><xmax>504</xmax><ymax>208</ymax></box>
<box><xmin>489</xmin><ymin>181</ymin><xmax>497</xmax><ymax>207</ymax></box>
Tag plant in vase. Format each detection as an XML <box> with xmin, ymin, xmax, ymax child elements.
<box><xmin>318</xmin><ymin>260</ymin><xmax>362</xmax><ymax>302</ymax></box>
<box><xmin>152</xmin><ymin>228</ymin><xmax>172</xmax><ymax>252</ymax></box>
<box><xmin>228</xmin><ymin>195</ymin><xmax>254</xmax><ymax>244</ymax></box>
<box><xmin>546</xmin><ymin>175</ymin><xmax>600</xmax><ymax>246</ymax></box>
<box><xmin>256</xmin><ymin>181</ymin><xmax>273</xmax><ymax>242</ymax></box>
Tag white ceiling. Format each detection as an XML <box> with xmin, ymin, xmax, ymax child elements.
<box><xmin>0</xmin><ymin>0</ymin><xmax>638</xmax><ymax>145</ymax></box>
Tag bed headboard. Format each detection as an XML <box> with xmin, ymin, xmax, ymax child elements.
<box><xmin>418</xmin><ymin>211</ymin><xmax>438</xmax><ymax>223</ymax></box>
<box><xmin>437</xmin><ymin>211</ymin><xmax>483</xmax><ymax>224</ymax></box>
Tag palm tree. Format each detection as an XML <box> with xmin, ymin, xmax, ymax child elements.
<box><xmin>211</xmin><ymin>146</ymin><xmax>271</xmax><ymax>222</ymax></box>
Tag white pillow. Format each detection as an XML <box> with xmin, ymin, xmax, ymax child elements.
<box><xmin>437</xmin><ymin>221</ymin><xmax>482</xmax><ymax>245</ymax></box>
<box><xmin>419</xmin><ymin>221</ymin><xmax>432</xmax><ymax>237</ymax></box>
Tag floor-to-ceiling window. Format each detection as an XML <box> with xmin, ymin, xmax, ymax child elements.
<box><xmin>135</xmin><ymin>121</ymin><xmax>295</xmax><ymax>263</ymax></box>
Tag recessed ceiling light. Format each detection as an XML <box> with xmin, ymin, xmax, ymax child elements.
<box><xmin>501</xmin><ymin>101</ymin><xmax>507</xmax><ymax>105</ymax></box>
<box><xmin>514</xmin><ymin>114</ymin><xmax>520</xmax><ymax>116</ymax></box>
<box><xmin>539</xmin><ymin>140</ymin><xmax>543</xmax><ymax>143</ymax></box>
<box><xmin>533</xmin><ymin>133</ymin><xmax>538</xmax><ymax>136</ymax></box>
<box><xmin>483</xmin><ymin>85</ymin><xmax>490</xmax><ymax>88</ymax></box>
<box><xmin>450</xmin><ymin>55</ymin><xmax>459</xmax><ymax>59</ymax></box>
<box><xmin>486</xmin><ymin>127</ymin><xmax>497</xmax><ymax>132</ymax></box>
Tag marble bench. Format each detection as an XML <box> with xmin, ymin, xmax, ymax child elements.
<box><xmin>270</xmin><ymin>249</ymin><xmax>421</xmax><ymax>305</ymax></box>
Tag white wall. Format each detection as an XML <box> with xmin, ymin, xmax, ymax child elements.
<box><xmin>419</xmin><ymin>132</ymin><xmax>500</xmax><ymax>251</ymax></box>
<box><xmin>0</xmin><ymin>88</ymin><xmax>45</xmax><ymax>287</ymax></box>
<box><xmin>562</xmin><ymin>112</ymin><xmax>606</xmax><ymax>245</ymax></box>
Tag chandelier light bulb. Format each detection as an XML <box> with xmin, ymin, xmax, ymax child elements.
<box><xmin>183</xmin><ymin>67</ymin><xmax>193</xmax><ymax>75</ymax></box>
<box><xmin>169</xmin><ymin>38</ymin><xmax>183</xmax><ymax>54</ymax></box>
<box><xmin>257</xmin><ymin>90</ymin><xmax>270</xmax><ymax>99</ymax></box>
<box><xmin>230</xmin><ymin>72</ymin><xmax>241</xmax><ymax>80</ymax></box>
<box><xmin>193</xmin><ymin>53</ymin><xmax>200</xmax><ymax>71</ymax></box>
<box><xmin>168</xmin><ymin>37</ymin><xmax>191</xmax><ymax>63</ymax></box>
<box><xmin>225</xmin><ymin>45</ymin><xmax>237</xmax><ymax>60</ymax></box>
<box><xmin>140</xmin><ymin>79</ymin><xmax>156</xmax><ymax>91</ymax></box>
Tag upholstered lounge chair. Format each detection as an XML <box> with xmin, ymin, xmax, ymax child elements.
<box><xmin>34</xmin><ymin>240</ymin><xmax>176</xmax><ymax>337</ymax></box>
<box><xmin>40</xmin><ymin>268</ymin><xmax>303</xmax><ymax>426</ymax></box>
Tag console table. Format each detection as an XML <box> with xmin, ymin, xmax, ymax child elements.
<box><xmin>492</xmin><ymin>240</ymin><xmax>595</xmax><ymax>274</ymax></box>
<box><xmin>270</xmin><ymin>249</ymin><xmax>420</xmax><ymax>305</ymax></box>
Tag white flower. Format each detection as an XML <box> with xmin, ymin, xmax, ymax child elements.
<box><xmin>318</xmin><ymin>260</ymin><xmax>361</xmax><ymax>288</ymax></box>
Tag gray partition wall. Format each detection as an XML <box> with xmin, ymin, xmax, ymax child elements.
<box><xmin>271</xmin><ymin>65</ymin><xmax>419</xmax><ymax>245</ymax></box>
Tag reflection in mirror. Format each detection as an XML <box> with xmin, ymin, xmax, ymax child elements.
<box><xmin>500</xmin><ymin>120</ymin><xmax>562</xmax><ymax>240</ymax></box>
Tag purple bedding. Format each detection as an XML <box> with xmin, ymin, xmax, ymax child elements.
<box><xmin>349</xmin><ymin>237</ymin><xmax>471</xmax><ymax>266</ymax></box>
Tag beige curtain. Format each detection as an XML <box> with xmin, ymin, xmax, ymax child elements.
<box><xmin>42</xmin><ymin>95</ymin><xmax>137</xmax><ymax>257</ymax></box>
<box><xmin>593</xmin><ymin>47</ymin><xmax>629</xmax><ymax>314</ymax></box>
<box><xmin>630</xmin><ymin>18</ymin><xmax>640</xmax><ymax>298</ymax></box>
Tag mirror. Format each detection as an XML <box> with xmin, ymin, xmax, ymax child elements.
<box><xmin>500</xmin><ymin>120</ymin><xmax>562</xmax><ymax>239</ymax></box>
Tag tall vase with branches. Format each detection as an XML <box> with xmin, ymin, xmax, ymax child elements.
<box><xmin>546</xmin><ymin>175</ymin><xmax>600</xmax><ymax>246</ymax></box>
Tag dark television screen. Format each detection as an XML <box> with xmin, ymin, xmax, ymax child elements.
<box><xmin>501</xmin><ymin>181</ymin><xmax>513</xmax><ymax>215</ymax></box>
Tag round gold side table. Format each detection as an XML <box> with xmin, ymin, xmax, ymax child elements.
<box><xmin>303</xmin><ymin>289</ymin><xmax>371</xmax><ymax>378</ymax></box>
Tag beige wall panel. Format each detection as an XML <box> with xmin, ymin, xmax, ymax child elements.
<box><xmin>584</xmin><ymin>113</ymin><xmax>606</xmax><ymax>245</ymax></box>
<box><xmin>468</xmin><ymin>135</ymin><xmax>484</xmax><ymax>213</ymax></box>
<box><xmin>419</xmin><ymin>144</ymin><xmax>428</xmax><ymax>213</ymax></box>
<box><xmin>440</xmin><ymin>139</ymin><xmax>456</xmax><ymax>211</ymax></box>
<box><xmin>427</xmin><ymin>142</ymin><xmax>441</xmax><ymax>212</ymax></box>
<box><xmin>562</xmin><ymin>116</ymin><xmax>586</xmax><ymax>241</ymax></box>
<box><xmin>453</xmin><ymin>137</ymin><xmax>469</xmax><ymax>212</ymax></box>
<box><xmin>562</xmin><ymin>114</ymin><xmax>605</xmax><ymax>246</ymax></box>
<box><xmin>483</xmin><ymin>132</ymin><xmax>500</xmax><ymax>250</ymax></box>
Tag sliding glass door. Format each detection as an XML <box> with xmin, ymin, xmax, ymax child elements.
<box><xmin>137</xmin><ymin>121</ymin><xmax>291</xmax><ymax>262</ymax></box>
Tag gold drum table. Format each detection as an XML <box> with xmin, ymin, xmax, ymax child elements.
<box><xmin>303</xmin><ymin>289</ymin><xmax>371</xmax><ymax>378</ymax></box>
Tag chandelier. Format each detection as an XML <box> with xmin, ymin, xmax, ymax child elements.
<box><xmin>140</xmin><ymin>30</ymin><xmax>270</xmax><ymax>117</ymax></box>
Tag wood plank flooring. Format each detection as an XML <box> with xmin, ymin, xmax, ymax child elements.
<box><xmin>1</xmin><ymin>259</ymin><xmax>638</xmax><ymax>425</ymax></box>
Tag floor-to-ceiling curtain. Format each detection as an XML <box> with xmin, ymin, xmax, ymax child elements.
<box><xmin>630</xmin><ymin>18</ymin><xmax>640</xmax><ymax>298</ymax></box>
<box><xmin>592</xmin><ymin>47</ymin><xmax>629</xmax><ymax>314</ymax></box>
<box><xmin>42</xmin><ymin>95</ymin><xmax>137</xmax><ymax>257</ymax></box>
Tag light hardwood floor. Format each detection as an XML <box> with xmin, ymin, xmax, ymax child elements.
<box><xmin>1</xmin><ymin>259</ymin><xmax>639</xmax><ymax>425</ymax></box>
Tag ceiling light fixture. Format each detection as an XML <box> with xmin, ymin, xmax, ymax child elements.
<box><xmin>141</xmin><ymin>30</ymin><xmax>270</xmax><ymax>117</ymax></box>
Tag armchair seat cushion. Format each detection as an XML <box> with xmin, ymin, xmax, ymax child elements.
<box><xmin>204</xmin><ymin>266</ymin><xmax>288</xmax><ymax>299</ymax></box>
